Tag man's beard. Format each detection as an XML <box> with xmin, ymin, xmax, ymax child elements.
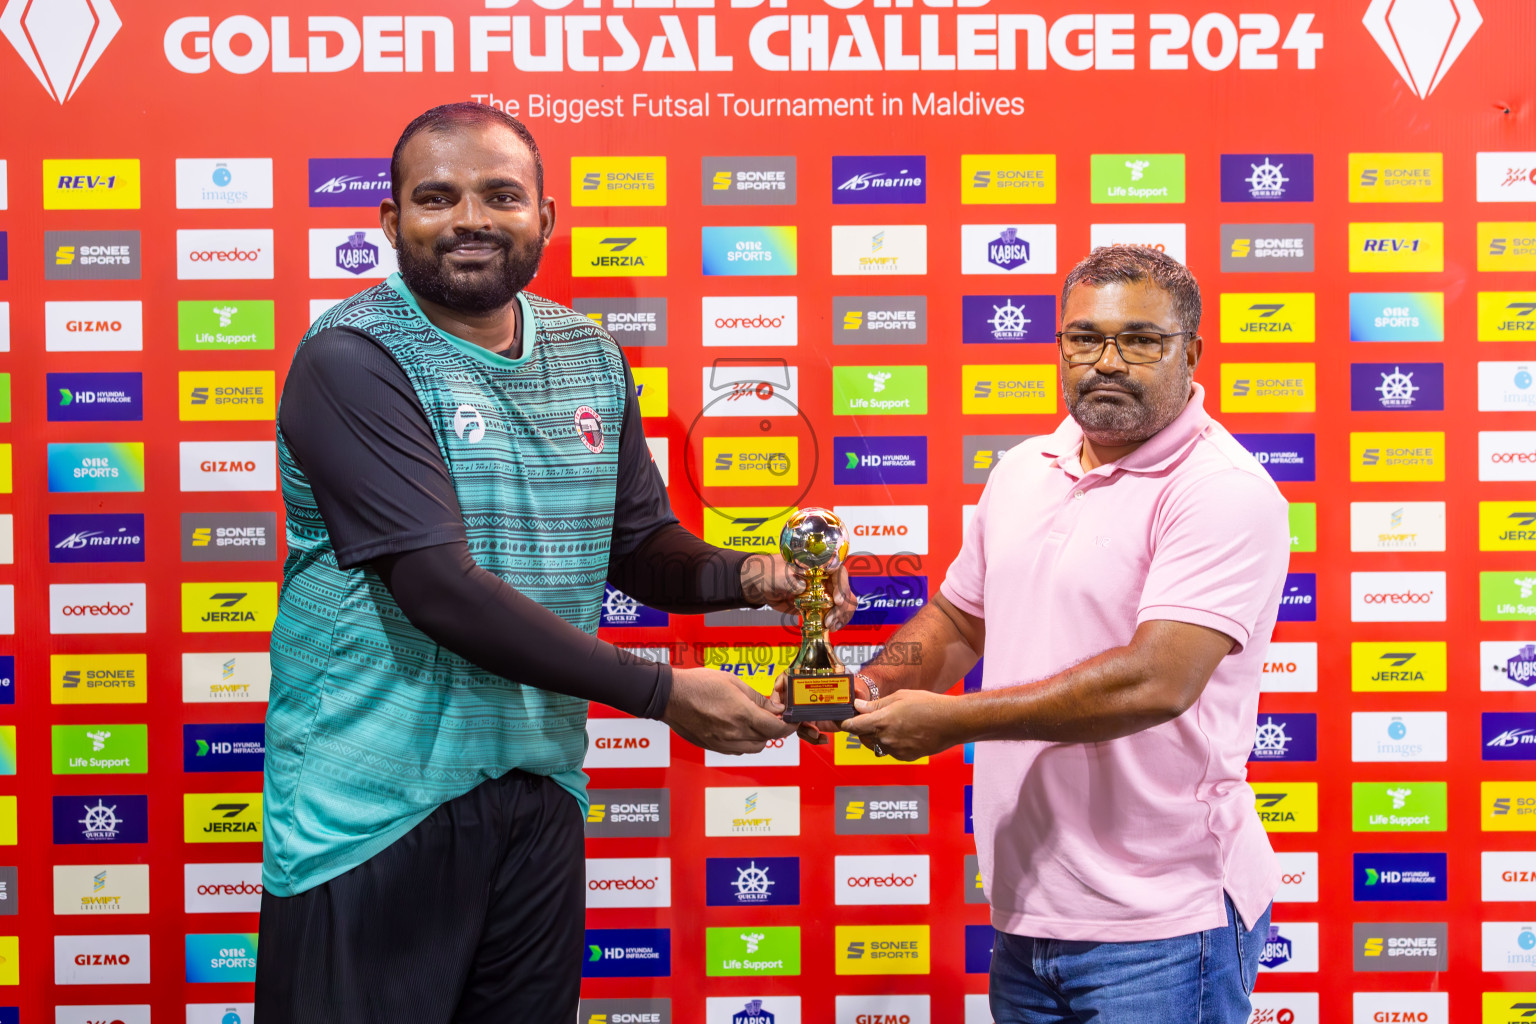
<box><xmin>395</xmin><ymin>229</ymin><xmax>544</xmax><ymax>315</ymax></box>
<box><xmin>1063</xmin><ymin>364</ymin><xmax>1191</xmax><ymax>446</ymax></box>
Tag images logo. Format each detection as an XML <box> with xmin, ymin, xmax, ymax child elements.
<box><xmin>1351</xmin><ymin>711</ymin><xmax>1447</xmax><ymax>761</ymax></box>
<box><xmin>571</xmin><ymin>156</ymin><xmax>666</xmax><ymax>207</ymax></box>
<box><xmin>1362</xmin><ymin>0</ymin><xmax>1480</xmax><ymax>98</ymax></box>
<box><xmin>705</xmin><ymin>857</ymin><xmax>799</xmax><ymax>907</ymax></box>
<box><xmin>1</xmin><ymin>0</ymin><xmax>121</xmax><ymax>102</ymax></box>
<box><xmin>572</xmin><ymin>227</ymin><xmax>668</xmax><ymax>278</ymax></box>
<box><xmin>1480</xmin><ymin>221</ymin><xmax>1536</xmax><ymax>272</ymax></box>
<box><xmin>49</xmin><ymin>513</ymin><xmax>144</xmax><ymax>564</ymax></box>
<box><xmin>701</xmin><ymin>227</ymin><xmax>797</xmax><ymax>276</ymax></box>
<box><xmin>53</xmin><ymin>794</ymin><xmax>146</xmax><ymax>844</ymax></box>
<box><xmin>833</xmin><ymin>296</ymin><xmax>927</xmax><ymax>345</ymax></box>
<box><xmin>961</xmin><ymin>294</ymin><xmax>1054</xmax><ymax>344</ymax></box>
<box><xmin>574</xmin><ymin>297</ymin><xmax>667</xmax><ymax>347</ymax></box>
<box><xmin>962</xmin><ymin>365</ymin><xmax>1056</xmax><ymax>414</ymax></box>
<box><xmin>836</xmin><ymin>925</ymin><xmax>930</xmax><ymax>975</ymax></box>
<box><xmin>180</xmin><ymin>582</ymin><xmax>277</xmax><ymax>633</ymax></box>
<box><xmin>184</xmin><ymin>723</ymin><xmax>265</xmax><ymax>773</ymax></box>
<box><xmin>961</xmin><ymin>224</ymin><xmax>1057</xmax><ymax>275</ymax></box>
<box><xmin>1350</xmin><ymin>363</ymin><xmax>1445</xmax><ymax>411</ymax></box>
<box><xmin>46</xmin><ymin>230</ymin><xmax>140</xmax><ymax>280</ymax></box>
<box><xmin>831</xmin><ymin>225</ymin><xmax>927</xmax><ymax>275</ymax></box>
<box><xmin>309</xmin><ymin>158</ymin><xmax>390</xmax><ymax>206</ymax></box>
<box><xmin>1349</xmin><ymin>153</ymin><xmax>1444</xmax><ymax>202</ymax></box>
<box><xmin>961</xmin><ymin>154</ymin><xmax>1055</xmax><ymax>204</ymax></box>
<box><xmin>1220</xmin><ymin>363</ymin><xmax>1315</xmax><ymax>413</ymax></box>
<box><xmin>1219</xmin><ymin>154</ymin><xmax>1313</xmax><ymax>202</ymax></box>
<box><xmin>832</xmin><ymin>365</ymin><xmax>927</xmax><ymax>415</ymax></box>
<box><xmin>1352</xmin><ymin>641</ymin><xmax>1447</xmax><ymax>692</ymax></box>
<box><xmin>1349</xmin><ymin>291</ymin><xmax>1445</xmax><ymax>342</ymax></box>
<box><xmin>1478</xmin><ymin>361</ymin><xmax>1536</xmax><ymax>412</ymax></box>
<box><xmin>1220</xmin><ymin>224</ymin><xmax>1314</xmax><ymax>271</ymax></box>
<box><xmin>43</xmin><ymin>159</ymin><xmax>139</xmax><ymax>209</ymax></box>
<box><xmin>1354</xmin><ymin>781</ymin><xmax>1447</xmax><ymax>831</ymax></box>
<box><xmin>179</xmin><ymin>371</ymin><xmax>275</xmax><ymax>421</ymax></box>
<box><xmin>176</xmin><ymin>158</ymin><xmax>273</xmax><ymax>209</ymax></box>
<box><xmin>1351</xmin><ymin>431</ymin><xmax>1445</xmax><ymax>482</ymax></box>
<box><xmin>1349</xmin><ymin>222</ymin><xmax>1444</xmax><ymax>272</ymax></box>
<box><xmin>834</xmin><ymin>436</ymin><xmax>926</xmax><ymax>486</ymax></box>
<box><xmin>582</xmin><ymin>928</ymin><xmax>671</xmax><ymax>978</ymax></box>
<box><xmin>1090</xmin><ymin>154</ymin><xmax>1184</xmax><ymax>203</ymax></box>
<box><xmin>51</xmin><ymin>653</ymin><xmax>146</xmax><ymax>704</ymax></box>
<box><xmin>1218</xmin><ymin>293</ymin><xmax>1316</xmax><ymax>343</ymax></box>
<box><xmin>832</xmin><ymin>155</ymin><xmax>926</xmax><ymax>204</ymax></box>
<box><xmin>1255</xmin><ymin>782</ymin><xmax>1318</xmax><ymax>832</ymax></box>
<box><xmin>701</xmin><ymin>156</ymin><xmax>796</xmax><ymax>205</ymax></box>
<box><xmin>184</xmin><ymin>792</ymin><xmax>262</xmax><ymax>843</ymax></box>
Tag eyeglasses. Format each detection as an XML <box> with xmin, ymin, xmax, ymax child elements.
<box><xmin>1055</xmin><ymin>330</ymin><xmax>1195</xmax><ymax>365</ymax></box>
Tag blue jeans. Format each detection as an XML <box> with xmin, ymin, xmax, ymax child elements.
<box><xmin>989</xmin><ymin>896</ymin><xmax>1271</xmax><ymax>1024</ymax></box>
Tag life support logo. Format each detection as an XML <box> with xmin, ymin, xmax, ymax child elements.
<box><xmin>453</xmin><ymin>405</ymin><xmax>485</xmax><ymax>444</ymax></box>
<box><xmin>575</xmin><ymin>406</ymin><xmax>604</xmax><ymax>454</ymax></box>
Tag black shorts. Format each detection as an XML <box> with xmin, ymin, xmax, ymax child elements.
<box><xmin>255</xmin><ymin>769</ymin><xmax>584</xmax><ymax>1024</ymax></box>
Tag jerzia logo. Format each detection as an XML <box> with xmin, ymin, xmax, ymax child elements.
<box><xmin>1</xmin><ymin>0</ymin><xmax>121</xmax><ymax>102</ymax></box>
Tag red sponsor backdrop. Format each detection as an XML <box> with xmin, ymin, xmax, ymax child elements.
<box><xmin>1</xmin><ymin>0</ymin><xmax>1534</xmax><ymax>1020</ymax></box>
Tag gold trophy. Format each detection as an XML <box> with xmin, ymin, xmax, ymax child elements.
<box><xmin>779</xmin><ymin>507</ymin><xmax>857</xmax><ymax>723</ymax></box>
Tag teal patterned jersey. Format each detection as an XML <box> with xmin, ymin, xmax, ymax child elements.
<box><xmin>264</xmin><ymin>275</ymin><xmax>626</xmax><ymax>896</ymax></box>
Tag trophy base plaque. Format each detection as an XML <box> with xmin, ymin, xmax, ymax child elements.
<box><xmin>782</xmin><ymin>672</ymin><xmax>857</xmax><ymax>723</ymax></box>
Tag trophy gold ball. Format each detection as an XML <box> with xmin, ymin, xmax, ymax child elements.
<box><xmin>779</xmin><ymin>506</ymin><xmax>858</xmax><ymax>724</ymax></box>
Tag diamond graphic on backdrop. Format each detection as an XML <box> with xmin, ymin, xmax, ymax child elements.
<box><xmin>1362</xmin><ymin>0</ymin><xmax>1482</xmax><ymax>98</ymax></box>
<box><xmin>1</xmin><ymin>0</ymin><xmax>121</xmax><ymax>102</ymax></box>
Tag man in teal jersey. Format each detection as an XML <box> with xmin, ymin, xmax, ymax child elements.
<box><xmin>256</xmin><ymin>103</ymin><xmax>848</xmax><ymax>1023</ymax></box>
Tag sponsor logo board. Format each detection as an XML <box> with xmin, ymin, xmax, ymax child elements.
<box><xmin>571</xmin><ymin>156</ymin><xmax>666</xmax><ymax>207</ymax></box>
<box><xmin>49</xmin><ymin>513</ymin><xmax>145</xmax><ymax>564</ymax></box>
<box><xmin>53</xmin><ymin>863</ymin><xmax>150</xmax><ymax>915</ymax></box>
<box><xmin>54</xmin><ymin>934</ymin><xmax>150</xmax><ymax>985</ymax></box>
<box><xmin>1350</xmin><ymin>502</ymin><xmax>1447</xmax><ymax>553</ymax></box>
<box><xmin>833</xmin><ymin>295</ymin><xmax>927</xmax><ymax>345</ymax></box>
<box><xmin>44</xmin><ymin>160</ymin><xmax>140</xmax><ymax>209</ymax></box>
<box><xmin>960</xmin><ymin>224</ymin><xmax>1056</xmax><ymax>275</ymax></box>
<box><xmin>1349</xmin><ymin>222</ymin><xmax>1444</xmax><ymax>272</ymax></box>
<box><xmin>182</xmin><ymin>512</ymin><xmax>278</xmax><ymax>562</ymax></box>
<box><xmin>1219</xmin><ymin>154</ymin><xmax>1314</xmax><ymax>202</ymax></box>
<box><xmin>1352</xmin><ymin>641</ymin><xmax>1447</xmax><ymax>693</ymax></box>
<box><xmin>52</xmin><ymin>795</ymin><xmax>148</xmax><ymax>845</ymax></box>
<box><xmin>179</xmin><ymin>371</ymin><xmax>276</xmax><ymax>421</ymax></box>
<box><xmin>836</xmin><ymin>785</ymin><xmax>929</xmax><ymax>835</ymax></box>
<box><xmin>701</xmin><ymin>226</ymin><xmax>797</xmax><ymax>276</ymax></box>
<box><xmin>49</xmin><ymin>583</ymin><xmax>146</xmax><ymax>634</ymax></box>
<box><xmin>702</xmin><ymin>156</ymin><xmax>796</xmax><ymax>205</ymax></box>
<box><xmin>1221</xmin><ymin>224</ymin><xmax>1314</xmax><ymax>272</ymax></box>
<box><xmin>1353</xmin><ymin>922</ymin><xmax>1447</xmax><ymax>971</ymax></box>
<box><xmin>831</xmin><ymin>225</ymin><xmax>927</xmax><ymax>275</ymax></box>
<box><xmin>51</xmin><ymin>653</ymin><xmax>147</xmax><ymax>704</ymax></box>
<box><xmin>179</xmin><ymin>442</ymin><xmax>277</xmax><ymax>492</ymax></box>
<box><xmin>1233</xmin><ymin>433</ymin><xmax>1315</xmax><ymax>481</ymax></box>
<box><xmin>701</xmin><ymin>296</ymin><xmax>796</xmax><ymax>348</ymax></box>
<box><xmin>182</xmin><ymin>652</ymin><xmax>271</xmax><ymax>704</ymax></box>
<box><xmin>1354</xmin><ymin>782</ymin><xmax>1448</xmax><ymax>831</ymax></box>
<box><xmin>585</xmin><ymin>788</ymin><xmax>670</xmax><ymax>838</ymax></box>
<box><xmin>307</xmin><ymin>228</ymin><xmax>395</xmax><ymax>279</ymax></box>
<box><xmin>832</xmin><ymin>155</ymin><xmax>926</xmax><ymax>204</ymax></box>
<box><xmin>585</xmin><ymin>719</ymin><xmax>670</xmax><ymax>769</ymax></box>
<box><xmin>47</xmin><ymin>372</ymin><xmax>142</xmax><ymax>422</ymax></box>
<box><xmin>1261</xmin><ymin>642</ymin><xmax>1318</xmax><ymax>693</ymax></box>
<box><xmin>184</xmin><ymin>792</ymin><xmax>263</xmax><ymax>843</ymax></box>
<box><xmin>704</xmin><ymin>787</ymin><xmax>799</xmax><ymax>837</ymax></box>
<box><xmin>185</xmin><ymin>862</ymin><xmax>263</xmax><ymax>913</ymax></box>
<box><xmin>961</xmin><ymin>154</ymin><xmax>1055</xmax><ymax>204</ymax></box>
<box><xmin>705</xmin><ymin>857</ymin><xmax>799</xmax><ymax>907</ymax></box>
<box><xmin>175</xmin><ymin>158</ymin><xmax>274</xmax><ymax>209</ymax></box>
<box><xmin>834</xmin><ymin>855</ymin><xmax>930</xmax><ymax>906</ymax></box>
<box><xmin>1354</xmin><ymin>852</ymin><xmax>1447</xmax><ymax>900</ymax></box>
<box><xmin>835</xmin><ymin>924</ymin><xmax>930</xmax><ymax>975</ymax></box>
<box><xmin>180</xmin><ymin>582</ymin><xmax>277</xmax><ymax>633</ymax></box>
<box><xmin>1219</xmin><ymin>292</ymin><xmax>1316</xmax><ymax>343</ymax></box>
<box><xmin>177</xmin><ymin>229</ymin><xmax>273</xmax><ymax>280</ymax></box>
<box><xmin>43</xmin><ymin>301</ymin><xmax>142</xmax><ymax>352</ymax></box>
<box><xmin>574</xmin><ymin>297</ymin><xmax>667</xmax><ymax>346</ymax></box>
<box><xmin>1349</xmin><ymin>292</ymin><xmax>1445</xmax><ymax>342</ymax></box>
<box><xmin>1350</xmin><ymin>363</ymin><xmax>1444</xmax><ymax>411</ymax></box>
<box><xmin>586</xmin><ymin>857</ymin><xmax>671</xmax><ymax>908</ymax></box>
<box><xmin>1348</xmin><ymin>153</ymin><xmax>1443</xmax><ymax>202</ymax></box>
<box><xmin>308</xmin><ymin>158</ymin><xmax>390</xmax><ymax>207</ymax></box>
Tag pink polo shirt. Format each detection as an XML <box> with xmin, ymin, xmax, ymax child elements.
<box><xmin>941</xmin><ymin>383</ymin><xmax>1290</xmax><ymax>942</ymax></box>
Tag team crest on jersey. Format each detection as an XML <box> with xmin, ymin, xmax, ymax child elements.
<box><xmin>453</xmin><ymin>404</ymin><xmax>486</xmax><ymax>443</ymax></box>
<box><xmin>575</xmin><ymin>405</ymin><xmax>605</xmax><ymax>453</ymax></box>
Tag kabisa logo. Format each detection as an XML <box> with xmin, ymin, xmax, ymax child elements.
<box><xmin>1349</xmin><ymin>292</ymin><xmax>1445</xmax><ymax>342</ymax></box>
<box><xmin>335</xmin><ymin>231</ymin><xmax>379</xmax><ymax>275</ymax></box>
<box><xmin>184</xmin><ymin>723</ymin><xmax>265</xmax><ymax>773</ymax></box>
<box><xmin>1249</xmin><ymin>713</ymin><xmax>1318</xmax><ymax>762</ymax></box>
<box><xmin>1219</xmin><ymin>154</ymin><xmax>1314</xmax><ymax>202</ymax></box>
<box><xmin>987</xmin><ymin>227</ymin><xmax>1029</xmax><ymax>270</ymax></box>
<box><xmin>960</xmin><ymin>294</ymin><xmax>1055</xmax><ymax>344</ymax></box>
<box><xmin>1350</xmin><ymin>363</ymin><xmax>1445</xmax><ymax>412</ymax></box>
<box><xmin>572</xmin><ymin>227</ymin><xmax>668</xmax><ymax>278</ymax></box>
<box><xmin>832</xmin><ymin>156</ymin><xmax>926</xmax><ymax>205</ymax></box>
<box><xmin>49</xmin><ymin>513</ymin><xmax>145</xmax><ymax>564</ymax></box>
<box><xmin>53</xmin><ymin>794</ymin><xmax>148</xmax><ymax>844</ymax></box>
<box><xmin>52</xmin><ymin>723</ymin><xmax>148</xmax><ymax>775</ymax></box>
<box><xmin>308</xmin><ymin>228</ymin><xmax>395</xmax><ymax>279</ymax></box>
<box><xmin>308</xmin><ymin>158</ymin><xmax>391</xmax><ymax>207</ymax></box>
<box><xmin>184</xmin><ymin>793</ymin><xmax>263</xmax><ymax>843</ymax></box>
<box><xmin>701</xmin><ymin>156</ymin><xmax>797</xmax><ymax>206</ymax></box>
<box><xmin>730</xmin><ymin>999</ymin><xmax>776</xmax><ymax>1024</ymax></box>
<box><xmin>705</xmin><ymin>857</ymin><xmax>800</xmax><ymax>906</ymax></box>
<box><xmin>582</xmin><ymin>929</ymin><xmax>671</xmax><ymax>978</ymax></box>
<box><xmin>1489</xmin><ymin>643</ymin><xmax>1536</xmax><ymax>689</ymax></box>
<box><xmin>1363</xmin><ymin>0</ymin><xmax>1480</xmax><ymax>98</ymax></box>
<box><xmin>834</xmin><ymin>436</ymin><xmax>926</xmax><ymax>486</ymax></box>
<box><xmin>1259</xmin><ymin>925</ymin><xmax>1292</xmax><ymax>969</ymax></box>
<box><xmin>1</xmin><ymin>0</ymin><xmax>121</xmax><ymax>102</ymax></box>
<box><xmin>1233</xmin><ymin>433</ymin><xmax>1316</xmax><ymax>482</ymax></box>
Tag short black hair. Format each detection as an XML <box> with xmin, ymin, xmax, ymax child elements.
<box><xmin>390</xmin><ymin>102</ymin><xmax>544</xmax><ymax>205</ymax></box>
<box><xmin>1061</xmin><ymin>245</ymin><xmax>1202</xmax><ymax>334</ymax></box>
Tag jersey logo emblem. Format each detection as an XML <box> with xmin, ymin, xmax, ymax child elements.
<box><xmin>575</xmin><ymin>405</ymin><xmax>605</xmax><ymax>454</ymax></box>
<box><xmin>453</xmin><ymin>404</ymin><xmax>486</xmax><ymax>443</ymax></box>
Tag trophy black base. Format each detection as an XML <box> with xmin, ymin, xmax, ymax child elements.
<box><xmin>782</xmin><ymin>672</ymin><xmax>858</xmax><ymax>723</ymax></box>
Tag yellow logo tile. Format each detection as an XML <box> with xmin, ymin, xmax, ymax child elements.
<box><xmin>702</xmin><ymin>437</ymin><xmax>799</xmax><ymax>487</ymax></box>
<box><xmin>571</xmin><ymin>227</ymin><xmax>667</xmax><ymax>277</ymax></box>
<box><xmin>631</xmin><ymin>366</ymin><xmax>668</xmax><ymax>418</ymax></box>
<box><xmin>51</xmin><ymin>654</ymin><xmax>148</xmax><ymax>704</ymax></box>
<box><xmin>1484</xmin><ymin>781</ymin><xmax>1536</xmax><ymax>831</ymax></box>
<box><xmin>960</xmin><ymin>155</ymin><xmax>1056</xmax><ymax>204</ymax></box>
<box><xmin>184</xmin><ymin>792</ymin><xmax>264</xmax><ymax>843</ymax></box>
<box><xmin>1478</xmin><ymin>291</ymin><xmax>1536</xmax><ymax>341</ymax></box>
<box><xmin>1481</xmin><ymin>502</ymin><xmax>1536</xmax><ymax>551</ymax></box>
<box><xmin>569</xmin><ymin>156</ymin><xmax>666</xmax><ymax>207</ymax></box>
<box><xmin>1349</xmin><ymin>222</ymin><xmax>1444</xmax><ymax>273</ymax></box>
<box><xmin>961</xmin><ymin>365</ymin><xmax>1056</xmax><ymax>415</ymax></box>
<box><xmin>1350</xmin><ymin>641</ymin><xmax>1446</xmax><ymax>692</ymax></box>
<box><xmin>702</xmin><ymin>508</ymin><xmax>794</xmax><ymax>555</ymax></box>
<box><xmin>1254</xmin><ymin>782</ymin><xmax>1317</xmax><ymax>832</ymax></box>
<box><xmin>1218</xmin><ymin>293</ymin><xmax>1316</xmax><ymax>343</ymax></box>
<box><xmin>43</xmin><ymin>159</ymin><xmax>141</xmax><ymax>210</ymax></box>
<box><xmin>835</xmin><ymin>924</ymin><xmax>930</xmax><ymax>974</ymax></box>
<box><xmin>178</xmin><ymin>371</ymin><xmax>276</xmax><ymax>421</ymax></box>
<box><xmin>1480</xmin><ymin>222</ymin><xmax>1536</xmax><ymax>272</ymax></box>
<box><xmin>1350</xmin><ymin>432</ymin><xmax>1445</xmax><ymax>482</ymax></box>
<box><xmin>834</xmin><ymin>729</ymin><xmax>928</xmax><ymax>766</ymax></box>
<box><xmin>181</xmin><ymin>582</ymin><xmax>277</xmax><ymax>633</ymax></box>
<box><xmin>1220</xmin><ymin>363</ymin><xmax>1316</xmax><ymax>413</ymax></box>
<box><xmin>1348</xmin><ymin>153</ymin><xmax>1442</xmax><ymax>203</ymax></box>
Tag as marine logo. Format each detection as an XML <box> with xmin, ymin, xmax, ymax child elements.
<box><xmin>575</xmin><ymin>406</ymin><xmax>604</xmax><ymax>454</ymax></box>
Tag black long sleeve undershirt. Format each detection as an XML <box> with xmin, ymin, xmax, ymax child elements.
<box><xmin>279</xmin><ymin>320</ymin><xmax>749</xmax><ymax>719</ymax></box>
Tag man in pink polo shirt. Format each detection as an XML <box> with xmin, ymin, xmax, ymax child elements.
<box><xmin>838</xmin><ymin>245</ymin><xmax>1290</xmax><ymax>1022</ymax></box>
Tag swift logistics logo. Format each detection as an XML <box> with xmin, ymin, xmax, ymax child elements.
<box><xmin>184</xmin><ymin>723</ymin><xmax>265</xmax><ymax>772</ymax></box>
<box><xmin>1480</xmin><ymin>222</ymin><xmax>1536</xmax><ymax>272</ymax></box>
<box><xmin>178</xmin><ymin>301</ymin><xmax>276</xmax><ymax>350</ymax></box>
<box><xmin>960</xmin><ymin>224</ymin><xmax>1057</xmax><ymax>275</ymax></box>
<box><xmin>1254</xmin><ymin>782</ymin><xmax>1318</xmax><ymax>832</ymax></box>
<box><xmin>43</xmin><ymin>159</ymin><xmax>140</xmax><ymax>209</ymax></box>
<box><xmin>53</xmin><ymin>862</ymin><xmax>151</xmax><ymax>915</ymax></box>
<box><xmin>308</xmin><ymin>158</ymin><xmax>391</xmax><ymax>207</ymax></box>
<box><xmin>1354</xmin><ymin>781</ymin><xmax>1448</xmax><ymax>831</ymax></box>
<box><xmin>179</xmin><ymin>371</ymin><xmax>276</xmax><ymax>421</ymax></box>
<box><xmin>1349</xmin><ymin>153</ymin><xmax>1444</xmax><ymax>202</ymax></box>
<box><xmin>1349</xmin><ymin>292</ymin><xmax>1445</xmax><ymax>341</ymax></box>
<box><xmin>180</xmin><ymin>582</ymin><xmax>277</xmax><ymax>633</ymax></box>
<box><xmin>1220</xmin><ymin>363</ymin><xmax>1315</xmax><ymax>413</ymax></box>
<box><xmin>574</xmin><ymin>297</ymin><xmax>667</xmax><ymax>346</ymax></box>
<box><xmin>1218</xmin><ymin>293</ymin><xmax>1316</xmax><ymax>343</ymax></box>
<box><xmin>48</xmin><ymin>372</ymin><xmax>142</xmax><ymax>422</ymax></box>
<box><xmin>46</xmin><ymin>230</ymin><xmax>140</xmax><ymax>280</ymax></box>
<box><xmin>182</xmin><ymin>651</ymin><xmax>271</xmax><ymax>704</ymax></box>
<box><xmin>48</xmin><ymin>442</ymin><xmax>144</xmax><ymax>493</ymax></box>
<box><xmin>583</xmin><ymin>929</ymin><xmax>671</xmax><ymax>978</ymax></box>
<box><xmin>571</xmin><ymin>156</ymin><xmax>666</xmax><ymax>206</ymax></box>
<box><xmin>1</xmin><ymin>0</ymin><xmax>122</xmax><ymax>102</ymax></box>
<box><xmin>705</xmin><ymin>857</ymin><xmax>799</xmax><ymax>907</ymax></box>
<box><xmin>832</xmin><ymin>155</ymin><xmax>926</xmax><ymax>204</ymax></box>
<box><xmin>46</xmin><ymin>299</ymin><xmax>143</xmax><ymax>351</ymax></box>
<box><xmin>572</xmin><ymin>227</ymin><xmax>668</xmax><ymax>277</ymax></box>
<box><xmin>702</xmin><ymin>156</ymin><xmax>796</xmax><ymax>205</ymax></box>
<box><xmin>1233</xmin><ymin>434</ymin><xmax>1315</xmax><ymax>481</ymax></box>
<box><xmin>1351</xmin><ymin>641</ymin><xmax>1448</xmax><ymax>692</ymax></box>
<box><xmin>702</xmin><ymin>227</ymin><xmax>797</xmax><ymax>276</ymax></box>
<box><xmin>1090</xmin><ymin>154</ymin><xmax>1185</xmax><ymax>203</ymax></box>
<box><xmin>962</xmin><ymin>365</ymin><xmax>1056</xmax><ymax>414</ymax></box>
<box><xmin>51</xmin><ymin>653</ymin><xmax>147</xmax><ymax>704</ymax></box>
<box><xmin>1362</xmin><ymin>0</ymin><xmax>1480</xmax><ymax>98</ymax></box>
<box><xmin>1220</xmin><ymin>224</ymin><xmax>1314</xmax><ymax>271</ymax></box>
<box><xmin>1349</xmin><ymin>222</ymin><xmax>1444</xmax><ymax>272</ymax></box>
<box><xmin>1351</xmin><ymin>431</ymin><xmax>1445</xmax><ymax>482</ymax></box>
<box><xmin>961</xmin><ymin>154</ymin><xmax>1055</xmax><ymax>203</ymax></box>
<box><xmin>838</xmin><ymin>925</ymin><xmax>930</xmax><ymax>975</ymax></box>
<box><xmin>49</xmin><ymin>514</ymin><xmax>144</xmax><ymax>563</ymax></box>
<box><xmin>53</xmin><ymin>794</ymin><xmax>146</xmax><ymax>844</ymax></box>
<box><xmin>1350</xmin><ymin>363</ymin><xmax>1445</xmax><ymax>411</ymax></box>
<box><xmin>831</xmin><ymin>225</ymin><xmax>927</xmax><ymax>275</ymax></box>
<box><xmin>704</xmin><ymin>787</ymin><xmax>799</xmax><ymax>837</ymax></box>
<box><xmin>184</xmin><ymin>792</ymin><xmax>263</xmax><ymax>843</ymax></box>
<box><xmin>961</xmin><ymin>295</ymin><xmax>1055</xmax><ymax>344</ymax></box>
<box><xmin>1219</xmin><ymin>154</ymin><xmax>1313</xmax><ymax>202</ymax></box>
<box><xmin>832</xmin><ymin>296</ymin><xmax>927</xmax><ymax>344</ymax></box>
<box><xmin>834</xmin><ymin>436</ymin><xmax>926</xmax><ymax>486</ymax></box>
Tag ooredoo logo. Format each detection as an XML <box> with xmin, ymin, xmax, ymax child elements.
<box><xmin>185</xmin><ymin>862</ymin><xmax>263</xmax><ymax>913</ymax></box>
<box><xmin>585</xmin><ymin>719</ymin><xmax>670</xmax><ymax>769</ymax></box>
<box><xmin>49</xmin><ymin>584</ymin><xmax>146</xmax><ymax>635</ymax></box>
<box><xmin>1351</xmin><ymin>572</ymin><xmax>1446</xmax><ymax>623</ymax></box>
<box><xmin>834</xmin><ymin>855</ymin><xmax>930</xmax><ymax>906</ymax></box>
<box><xmin>702</xmin><ymin>296</ymin><xmax>797</xmax><ymax>347</ymax></box>
<box><xmin>585</xmin><ymin>858</ymin><xmax>671</xmax><ymax>909</ymax></box>
<box><xmin>176</xmin><ymin>230</ymin><xmax>274</xmax><ymax>280</ymax></box>
<box><xmin>1</xmin><ymin>0</ymin><xmax>121</xmax><ymax>102</ymax></box>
